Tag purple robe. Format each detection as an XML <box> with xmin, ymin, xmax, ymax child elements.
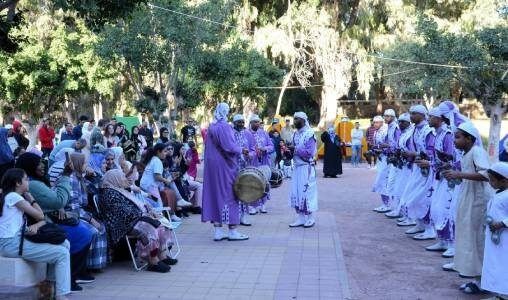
<box><xmin>202</xmin><ymin>120</ymin><xmax>243</xmax><ymax>225</ymax></box>
<box><xmin>233</xmin><ymin>128</ymin><xmax>256</xmax><ymax>170</ymax></box>
<box><xmin>249</xmin><ymin>129</ymin><xmax>274</xmax><ymax>167</ymax></box>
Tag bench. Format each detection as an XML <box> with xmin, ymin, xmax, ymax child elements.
<box><xmin>0</xmin><ymin>257</ymin><xmax>47</xmax><ymax>300</ymax></box>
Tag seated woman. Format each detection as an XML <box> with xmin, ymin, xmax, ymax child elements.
<box><xmin>69</xmin><ymin>153</ymin><xmax>108</xmax><ymax>272</ymax></box>
<box><xmin>104</xmin><ymin>150</ymin><xmax>116</xmax><ymax>172</ymax></box>
<box><xmin>0</xmin><ymin>168</ymin><xmax>71</xmax><ymax>300</ymax></box>
<box><xmin>48</xmin><ymin>148</ymin><xmax>74</xmax><ymax>187</ymax></box>
<box><xmin>15</xmin><ymin>152</ymin><xmax>93</xmax><ymax>291</ymax></box>
<box><xmin>169</xmin><ymin>143</ymin><xmax>201</xmax><ymax>214</ymax></box>
<box><xmin>99</xmin><ymin>169</ymin><xmax>176</xmax><ymax>273</ymax></box>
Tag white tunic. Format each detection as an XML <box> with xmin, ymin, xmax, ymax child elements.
<box><xmin>481</xmin><ymin>189</ymin><xmax>508</xmax><ymax>295</ymax></box>
<box><xmin>372</xmin><ymin>124</ymin><xmax>388</xmax><ymax>194</ymax></box>
<box><xmin>394</xmin><ymin>126</ymin><xmax>415</xmax><ymax>210</ymax></box>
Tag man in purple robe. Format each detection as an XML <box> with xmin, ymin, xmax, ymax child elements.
<box><xmin>248</xmin><ymin>114</ymin><xmax>274</xmax><ymax>215</ymax></box>
<box><xmin>232</xmin><ymin>114</ymin><xmax>256</xmax><ymax>226</ymax></box>
<box><xmin>202</xmin><ymin>103</ymin><xmax>250</xmax><ymax>241</ymax></box>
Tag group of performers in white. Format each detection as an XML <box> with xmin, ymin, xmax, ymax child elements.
<box><xmin>371</xmin><ymin>101</ymin><xmax>508</xmax><ymax>298</ymax></box>
<box><xmin>201</xmin><ymin>103</ymin><xmax>318</xmax><ymax>242</ymax></box>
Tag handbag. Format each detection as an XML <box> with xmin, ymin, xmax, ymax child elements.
<box><xmin>48</xmin><ymin>211</ymin><xmax>80</xmax><ymax>226</ymax></box>
<box><xmin>18</xmin><ymin>216</ymin><xmax>67</xmax><ymax>256</ymax></box>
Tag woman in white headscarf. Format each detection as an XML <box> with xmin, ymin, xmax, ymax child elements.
<box><xmin>48</xmin><ymin>147</ymin><xmax>75</xmax><ymax>187</ymax></box>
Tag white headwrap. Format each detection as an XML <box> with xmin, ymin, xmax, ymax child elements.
<box><xmin>458</xmin><ymin>122</ymin><xmax>482</xmax><ymax>144</ymax></box>
<box><xmin>214</xmin><ymin>103</ymin><xmax>229</xmax><ymax>122</ymax></box>
<box><xmin>428</xmin><ymin>107</ymin><xmax>442</xmax><ymax>118</ymax></box>
<box><xmin>409</xmin><ymin>105</ymin><xmax>428</xmax><ymax>115</ymax></box>
<box><xmin>233</xmin><ymin>114</ymin><xmax>244</xmax><ymax>122</ymax></box>
<box><xmin>110</xmin><ymin>146</ymin><xmax>124</xmax><ymax>169</ymax></box>
<box><xmin>373</xmin><ymin>115</ymin><xmax>383</xmax><ymax>122</ymax></box>
<box><xmin>398</xmin><ymin>112</ymin><xmax>410</xmax><ymax>122</ymax></box>
<box><xmin>294</xmin><ymin>112</ymin><xmax>309</xmax><ymax>126</ymax></box>
<box><xmin>249</xmin><ymin>114</ymin><xmax>261</xmax><ymax>122</ymax></box>
<box><xmin>490</xmin><ymin>162</ymin><xmax>508</xmax><ymax>179</ymax></box>
<box><xmin>384</xmin><ymin>109</ymin><xmax>396</xmax><ymax>117</ymax></box>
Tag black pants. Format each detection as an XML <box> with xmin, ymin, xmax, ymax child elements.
<box><xmin>71</xmin><ymin>243</ymin><xmax>91</xmax><ymax>282</ymax></box>
<box><xmin>41</xmin><ymin>147</ymin><xmax>53</xmax><ymax>158</ymax></box>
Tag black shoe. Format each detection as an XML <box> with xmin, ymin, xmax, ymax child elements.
<box><xmin>181</xmin><ymin>211</ymin><xmax>190</xmax><ymax>217</ymax></box>
<box><xmin>191</xmin><ymin>206</ymin><xmax>202</xmax><ymax>214</ymax></box>
<box><xmin>76</xmin><ymin>274</ymin><xmax>95</xmax><ymax>284</ymax></box>
<box><xmin>71</xmin><ymin>282</ymin><xmax>83</xmax><ymax>292</ymax></box>
<box><xmin>147</xmin><ymin>262</ymin><xmax>171</xmax><ymax>273</ymax></box>
<box><xmin>175</xmin><ymin>210</ymin><xmax>183</xmax><ymax>218</ymax></box>
<box><xmin>162</xmin><ymin>257</ymin><xmax>178</xmax><ymax>265</ymax></box>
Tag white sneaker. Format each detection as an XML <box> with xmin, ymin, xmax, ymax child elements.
<box><xmin>303</xmin><ymin>218</ymin><xmax>315</xmax><ymax>228</ymax></box>
<box><xmin>289</xmin><ymin>214</ymin><xmax>306</xmax><ymax>227</ymax></box>
<box><xmin>397</xmin><ymin>219</ymin><xmax>416</xmax><ymax>227</ymax></box>
<box><xmin>177</xmin><ymin>199</ymin><xmax>192</xmax><ymax>207</ymax></box>
<box><xmin>248</xmin><ymin>207</ymin><xmax>258</xmax><ymax>215</ymax></box>
<box><xmin>413</xmin><ymin>231</ymin><xmax>436</xmax><ymax>240</ymax></box>
<box><xmin>373</xmin><ymin>205</ymin><xmax>390</xmax><ymax>213</ymax></box>
<box><xmin>170</xmin><ymin>214</ymin><xmax>182</xmax><ymax>222</ymax></box>
<box><xmin>213</xmin><ymin>228</ymin><xmax>228</xmax><ymax>241</ymax></box>
<box><xmin>385</xmin><ymin>210</ymin><xmax>401</xmax><ymax>218</ymax></box>
<box><xmin>228</xmin><ymin>230</ymin><xmax>249</xmax><ymax>241</ymax></box>
<box><xmin>260</xmin><ymin>205</ymin><xmax>268</xmax><ymax>214</ymax></box>
<box><xmin>442</xmin><ymin>262</ymin><xmax>456</xmax><ymax>272</ymax></box>
<box><xmin>442</xmin><ymin>247</ymin><xmax>455</xmax><ymax>258</ymax></box>
<box><xmin>425</xmin><ymin>241</ymin><xmax>447</xmax><ymax>251</ymax></box>
<box><xmin>240</xmin><ymin>215</ymin><xmax>251</xmax><ymax>226</ymax></box>
<box><xmin>405</xmin><ymin>225</ymin><xmax>425</xmax><ymax>234</ymax></box>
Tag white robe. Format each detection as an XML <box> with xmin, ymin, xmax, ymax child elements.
<box><xmin>453</xmin><ymin>146</ymin><xmax>492</xmax><ymax>277</ymax></box>
<box><xmin>372</xmin><ymin>124</ymin><xmax>388</xmax><ymax>194</ymax></box>
<box><xmin>481</xmin><ymin>189</ymin><xmax>508</xmax><ymax>295</ymax></box>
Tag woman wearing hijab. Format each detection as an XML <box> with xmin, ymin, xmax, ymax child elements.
<box><xmin>99</xmin><ymin>169</ymin><xmax>175</xmax><ymax>273</ymax></box>
<box><xmin>129</xmin><ymin>125</ymin><xmax>147</xmax><ymax>160</ymax></box>
<box><xmin>110</xmin><ymin>146</ymin><xmax>127</xmax><ymax>171</ymax></box>
<box><xmin>0</xmin><ymin>127</ymin><xmax>15</xmax><ymax>180</ymax></box>
<box><xmin>15</xmin><ymin>152</ymin><xmax>93</xmax><ymax>291</ymax></box>
<box><xmin>48</xmin><ymin>148</ymin><xmax>75</xmax><ymax>187</ymax></box>
<box><xmin>202</xmin><ymin>103</ymin><xmax>249</xmax><ymax>241</ymax></box>
<box><xmin>320</xmin><ymin>124</ymin><xmax>342</xmax><ymax>178</ymax></box>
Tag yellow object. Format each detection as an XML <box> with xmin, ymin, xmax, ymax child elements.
<box><xmin>266</xmin><ymin>115</ymin><xmax>286</xmax><ymax>133</ymax></box>
<box><xmin>318</xmin><ymin>117</ymin><xmax>368</xmax><ymax>158</ymax></box>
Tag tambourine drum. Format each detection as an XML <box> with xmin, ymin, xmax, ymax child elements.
<box><xmin>270</xmin><ymin>168</ymin><xmax>284</xmax><ymax>188</ymax></box>
<box><xmin>234</xmin><ymin>166</ymin><xmax>270</xmax><ymax>203</ymax></box>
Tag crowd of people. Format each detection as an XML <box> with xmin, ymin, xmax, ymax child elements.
<box><xmin>370</xmin><ymin>102</ymin><xmax>508</xmax><ymax>299</ymax></box>
<box><xmin>0</xmin><ymin>115</ymin><xmax>208</xmax><ymax>299</ymax></box>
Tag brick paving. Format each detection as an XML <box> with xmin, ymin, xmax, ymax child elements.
<box><xmin>73</xmin><ymin>163</ymin><xmax>487</xmax><ymax>300</ymax></box>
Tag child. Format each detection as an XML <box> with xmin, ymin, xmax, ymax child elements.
<box><xmin>442</xmin><ymin>122</ymin><xmax>492</xmax><ymax>294</ymax></box>
<box><xmin>185</xmin><ymin>141</ymin><xmax>200</xmax><ymax>180</ymax></box>
<box><xmin>278</xmin><ymin>140</ymin><xmax>293</xmax><ymax>178</ymax></box>
<box><xmin>0</xmin><ymin>168</ymin><xmax>71</xmax><ymax>300</ymax></box>
<box><xmin>481</xmin><ymin>162</ymin><xmax>508</xmax><ymax>299</ymax></box>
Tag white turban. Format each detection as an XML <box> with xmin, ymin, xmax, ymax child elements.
<box><xmin>428</xmin><ymin>107</ymin><xmax>442</xmax><ymax>118</ymax></box>
<box><xmin>384</xmin><ymin>109</ymin><xmax>396</xmax><ymax>117</ymax></box>
<box><xmin>233</xmin><ymin>114</ymin><xmax>244</xmax><ymax>122</ymax></box>
<box><xmin>490</xmin><ymin>162</ymin><xmax>508</xmax><ymax>179</ymax></box>
<box><xmin>214</xmin><ymin>103</ymin><xmax>230</xmax><ymax>122</ymax></box>
<box><xmin>458</xmin><ymin>122</ymin><xmax>481</xmax><ymax>143</ymax></box>
<box><xmin>398</xmin><ymin>112</ymin><xmax>410</xmax><ymax>122</ymax></box>
<box><xmin>249</xmin><ymin>114</ymin><xmax>261</xmax><ymax>122</ymax></box>
<box><xmin>409</xmin><ymin>105</ymin><xmax>428</xmax><ymax>115</ymax></box>
<box><xmin>373</xmin><ymin>115</ymin><xmax>383</xmax><ymax>122</ymax></box>
<box><xmin>294</xmin><ymin>112</ymin><xmax>308</xmax><ymax>121</ymax></box>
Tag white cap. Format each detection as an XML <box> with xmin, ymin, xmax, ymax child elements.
<box><xmin>490</xmin><ymin>162</ymin><xmax>508</xmax><ymax>179</ymax></box>
<box><xmin>373</xmin><ymin>115</ymin><xmax>383</xmax><ymax>122</ymax></box>
<box><xmin>409</xmin><ymin>105</ymin><xmax>428</xmax><ymax>115</ymax></box>
<box><xmin>428</xmin><ymin>107</ymin><xmax>442</xmax><ymax>118</ymax></box>
<box><xmin>233</xmin><ymin>114</ymin><xmax>244</xmax><ymax>122</ymax></box>
<box><xmin>398</xmin><ymin>112</ymin><xmax>410</xmax><ymax>122</ymax></box>
<box><xmin>249</xmin><ymin>114</ymin><xmax>261</xmax><ymax>122</ymax></box>
<box><xmin>457</xmin><ymin>122</ymin><xmax>480</xmax><ymax>140</ymax></box>
<box><xmin>294</xmin><ymin>112</ymin><xmax>308</xmax><ymax>121</ymax></box>
<box><xmin>384</xmin><ymin>109</ymin><xmax>396</xmax><ymax>117</ymax></box>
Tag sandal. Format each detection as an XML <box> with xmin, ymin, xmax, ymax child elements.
<box><xmin>463</xmin><ymin>282</ymin><xmax>481</xmax><ymax>294</ymax></box>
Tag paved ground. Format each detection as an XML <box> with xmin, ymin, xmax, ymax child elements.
<box><xmin>73</xmin><ymin>163</ymin><xmax>488</xmax><ymax>300</ymax></box>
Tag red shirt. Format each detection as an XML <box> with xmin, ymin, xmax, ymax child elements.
<box><xmin>185</xmin><ymin>148</ymin><xmax>200</xmax><ymax>179</ymax></box>
<box><xmin>38</xmin><ymin>125</ymin><xmax>55</xmax><ymax>149</ymax></box>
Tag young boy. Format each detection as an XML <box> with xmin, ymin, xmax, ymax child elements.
<box><xmin>442</xmin><ymin>122</ymin><xmax>492</xmax><ymax>292</ymax></box>
<box><xmin>481</xmin><ymin>162</ymin><xmax>508</xmax><ymax>299</ymax></box>
<box><xmin>278</xmin><ymin>140</ymin><xmax>294</xmax><ymax>178</ymax></box>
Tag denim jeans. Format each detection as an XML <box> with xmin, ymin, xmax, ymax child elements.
<box><xmin>351</xmin><ymin>145</ymin><xmax>362</xmax><ymax>165</ymax></box>
<box><xmin>0</xmin><ymin>233</ymin><xmax>71</xmax><ymax>296</ymax></box>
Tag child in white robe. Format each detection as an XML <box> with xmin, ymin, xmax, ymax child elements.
<box><xmin>481</xmin><ymin>162</ymin><xmax>508</xmax><ymax>299</ymax></box>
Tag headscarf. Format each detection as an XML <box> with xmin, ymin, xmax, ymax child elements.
<box><xmin>249</xmin><ymin>114</ymin><xmax>261</xmax><ymax>123</ymax></box>
<box><xmin>0</xmin><ymin>128</ymin><xmax>14</xmax><ymax>164</ymax></box>
<box><xmin>102</xmin><ymin>169</ymin><xmax>140</xmax><ymax>206</ymax></box>
<box><xmin>15</xmin><ymin>152</ymin><xmax>45</xmax><ymax>183</ymax></box>
<box><xmin>458</xmin><ymin>122</ymin><xmax>482</xmax><ymax>145</ymax></box>
<box><xmin>48</xmin><ymin>147</ymin><xmax>74</xmax><ymax>179</ymax></box>
<box><xmin>399</xmin><ymin>113</ymin><xmax>411</xmax><ymax>123</ymax></box>
<box><xmin>214</xmin><ymin>102</ymin><xmax>229</xmax><ymax>122</ymax></box>
<box><xmin>490</xmin><ymin>162</ymin><xmax>508</xmax><ymax>179</ymax></box>
<box><xmin>294</xmin><ymin>112</ymin><xmax>309</xmax><ymax>126</ymax></box>
<box><xmin>373</xmin><ymin>115</ymin><xmax>383</xmax><ymax>122</ymax></box>
<box><xmin>110</xmin><ymin>146</ymin><xmax>124</xmax><ymax>169</ymax></box>
<box><xmin>70</xmin><ymin>152</ymin><xmax>86</xmax><ymax>178</ymax></box>
<box><xmin>233</xmin><ymin>114</ymin><xmax>244</xmax><ymax>122</ymax></box>
<box><xmin>438</xmin><ymin>100</ymin><xmax>470</xmax><ymax>130</ymax></box>
<box><xmin>327</xmin><ymin>125</ymin><xmax>336</xmax><ymax>141</ymax></box>
<box><xmin>89</xmin><ymin>152</ymin><xmax>105</xmax><ymax>176</ymax></box>
<box><xmin>428</xmin><ymin>107</ymin><xmax>442</xmax><ymax>118</ymax></box>
<box><xmin>384</xmin><ymin>109</ymin><xmax>396</xmax><ymax>117</ymax></box>
<box><xmin>409</xmin><ymin>105</ymin><xmax>428</xmax><ymax>115</ymax></box>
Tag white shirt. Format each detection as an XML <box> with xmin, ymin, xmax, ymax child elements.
<box><xmin>351</xmin><ymin>128</ymin><xmax>363</xmax><ymax>146</ymax></box>
<box><xmin>7</xmin><ymin>136</ymin><xmax>19</xmax><ymax>152</ymax></box>
<box><xmin>140</xmin><ymin>156</ymin><xmax>164</xmax><ymax>191</ymax></box>
<box><xmin>0</xmin><ymin>192</ymin><xmax>25</xmax><ymax>238</ymax></box>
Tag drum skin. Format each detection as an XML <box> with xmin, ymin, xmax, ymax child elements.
<box><xmin>270</xmin><ymin>168</ymin><xmax>284</xmax><ymax>188</ymax></box>
<box><xmin>234</xmin><ymin>167</ymin><xmax>268</xmax><ymax>203</ymax></box>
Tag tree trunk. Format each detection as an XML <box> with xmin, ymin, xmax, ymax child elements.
<box><xmin>275</xmin><ymin>64</ymin><xmax>294</xmax><ymax>116</ymax></box>
<box><xmin>486</xmin><ymin>101</ymin><xmax>505</xmax><ymax>162</ymax></box>
<box><xmin>319</xmin><ymin>85</ymin><xmax>338</xmax><ymax>128</ymax></box>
